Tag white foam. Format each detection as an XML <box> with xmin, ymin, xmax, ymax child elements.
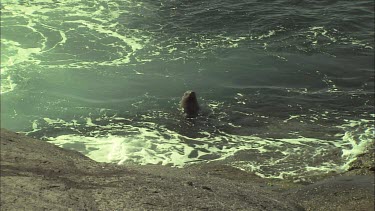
<box><xmin>340</xmin><ymin>119</ymin><xmax>375</xmax><ymax>170</ymax></box>
<box><xmin>42</xmin><ymin>114</ymin><xmax>374</xmax><ymax>181</ymax></box>
<box><xmin>0</xmin><ymin>72</ymin><xmax>17</xmax><ymax>94</ymax></box>
<box><xmin>1</xmin><ymin>0</ymin><xmax>150</xmax><ymax>74</ymax></box>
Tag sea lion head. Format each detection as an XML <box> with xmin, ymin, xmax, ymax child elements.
<box><xmin>180</xmin><ymin>90</ymin><xmax>200</xmax><ymax>118</ymax></box>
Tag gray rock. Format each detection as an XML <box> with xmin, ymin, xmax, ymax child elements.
<box><xmin>0</xmin><ymin>129</ymin><xmax>302</xmax><ymax>210</ymax></box>
<box><xmin>283</xmin><ymin>175</ymin><xmax>374</xmax><ymax>211</ymax></box>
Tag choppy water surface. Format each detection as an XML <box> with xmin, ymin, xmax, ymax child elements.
<box><xmin>1</xmin><ymin>0</ymin><xmax>374</xmax><ymax>181</ymax></box>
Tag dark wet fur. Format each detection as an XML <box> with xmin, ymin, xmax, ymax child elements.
<box><xmin>180</xmin><ymin>91</ymin><xmax>200</xmax><ymax>118</ymax></box>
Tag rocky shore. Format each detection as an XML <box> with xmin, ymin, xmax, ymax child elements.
<box><xmin>1</xmin><ymin>129</ymin><xmax>373</xmax><ymax>210</ymax></box>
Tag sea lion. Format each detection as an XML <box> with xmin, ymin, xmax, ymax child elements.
<box><xmin>180</xmin><ymin>91</ymin><xmax>200</xmax><ymax>118</ymax></box>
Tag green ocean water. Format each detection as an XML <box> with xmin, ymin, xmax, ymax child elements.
<box><xmin>1</xmin><ymin>0</ymin><xmax>374</xmax><ymax>181</ymax></box>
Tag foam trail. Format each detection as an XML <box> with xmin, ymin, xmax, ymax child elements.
<box><xmin>43</xmin><ymin>116</ymin><xmax>374</xmax><ymax>180</ymax></box>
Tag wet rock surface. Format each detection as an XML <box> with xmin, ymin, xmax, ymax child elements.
<box><xmin>1</xmin><ymin>129</ymin><xmax>373</xmax><ymax>210</ymax></box>
<box><xmin>283</xmin><ymin>175</ymin><xmax>374</xmax><ymax>211</ymax></box>
<box><xmin>345</xmin><ymin>150</ymin><xmax>375</xmax><ymax>176</ymax></box>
